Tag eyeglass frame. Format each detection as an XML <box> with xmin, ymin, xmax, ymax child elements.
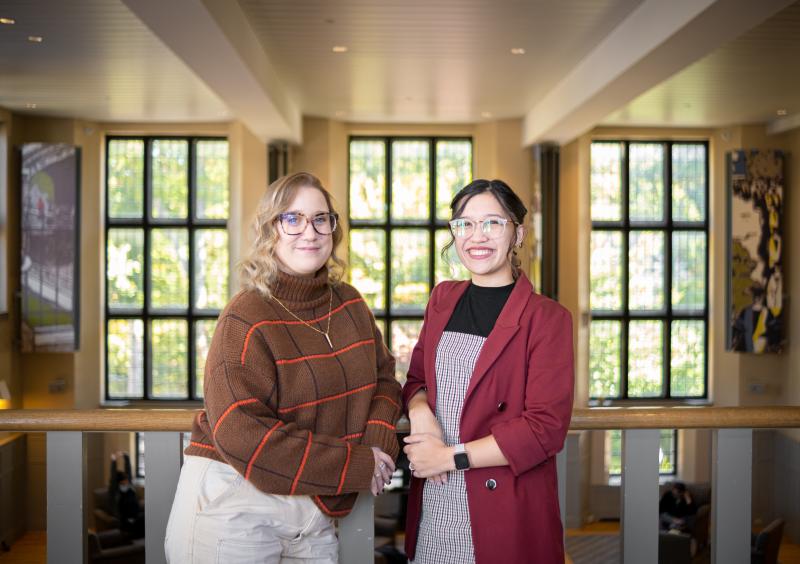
<box><xmin>448</xmin><ymin>216</ymin><xmax>517</xmax><ymax>239</ymax></box>
<box><xmin>278</xmin><ymin>211</ymin><xmax>339</xmax><ymax>236</ymax></box>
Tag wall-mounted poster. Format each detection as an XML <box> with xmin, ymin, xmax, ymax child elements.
<box><xmin>20</xmin><ymin>143</ymin><xmax>80</xmax><ymax>352</ymax></box>
<box><xmin>726</xmin><ymin>149</ymin><xmax>784</xmax><ymax>353</ymax></box>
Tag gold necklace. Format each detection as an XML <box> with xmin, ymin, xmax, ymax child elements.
<box><xmin>272</xmin><ymin>287</ymin><xmax>334</xmax><ymax>349</ymax></box>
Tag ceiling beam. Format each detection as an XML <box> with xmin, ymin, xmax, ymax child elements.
<box><xmin>122</xmin><ymin>0</ymin><xmax>301</xmax><ymax>143</ymax></box>
<box><xmin>522</xmin><ymin>0</ymin><xmax>794</xmax><ymax>147</ymax></box>
<box><xmin>767</xmin><ymin>113</ymin><xmax>800</xmax><ymax>135</ymax></box>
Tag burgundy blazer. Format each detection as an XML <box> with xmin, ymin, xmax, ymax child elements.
<box><xmin>402</xmin><ymin>273</ymin><xmax>574</xmax><ymax>564</ymax></box>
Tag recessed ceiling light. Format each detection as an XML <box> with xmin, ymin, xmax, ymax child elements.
<box><xmin>28</xmin><ymin>35</ymin><xmax>43</xmax><ymax>43</ymax></box>
<box><xmin>332</xmin><ymin>45</ymin><xmax>348</xmax><ymax>53</ymax></box>
<box><xmin>481</xmin><ymin>111</ymin><xmax>492</xmax><ymax>119</ymax></box>
<box><xmin>510</xmin><ymin>47</ymin><xmax>525</xmax><ymax>55</ymax></box>
<box><xmin>777</xmin><ymin>109</ymin><xmax>788</xmax><ymax>116</ymax></box>
<box><xmin>0</xmin><ymin>17</ymin><xmax>15</xmax><ymax>25</ymax></box>
<box><xmin>26</xmin><ymin>103</ymin><xmax>37</xmax><ymax>109</ymax></box>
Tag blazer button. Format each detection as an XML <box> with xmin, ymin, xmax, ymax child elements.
<box><xmin>497</xmin><ymin>401</ymin><xmax>507</xmax><ymax>412</ymax></box>
<box><xmin>485</xmin><ymin>478</ymin><xmax>497</xmax><ymax>491</ymax></box>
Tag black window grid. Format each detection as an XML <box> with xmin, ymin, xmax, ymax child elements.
<box><xmin>104</xmin><ymin>135</ymin><xmax>227</xmax><ymax>401</ymax></box>
<box><xmin>590</xmin><ymin>140</ymin><xmax>710</xmax><ymax>401</ymax></box>
<box><xmin>348</xmin><ymin>136</ymin><xmax>473</xmax><ymax>350</ymax></box>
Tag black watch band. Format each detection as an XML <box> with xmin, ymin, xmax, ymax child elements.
<box><xmin>453</xmin><ymin>443</ymin><xmax>470</xmax><ymax>470</ymax></box>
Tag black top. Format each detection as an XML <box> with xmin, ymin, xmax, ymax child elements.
<box><xmin>444</xmin><ymin>281</ymin><xmax>515</xmax><ymax>338</ymax></box>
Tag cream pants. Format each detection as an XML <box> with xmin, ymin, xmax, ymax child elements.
<box><xmin>165</xmin><ymin>455</ymin><xmax>338</xmax><ymax>564</ymax></box>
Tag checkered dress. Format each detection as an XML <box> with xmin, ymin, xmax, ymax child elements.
<box><xmin>412</xmin><ymin>330</ymin><xmax>486</xmax><ymax>564</ymax></box>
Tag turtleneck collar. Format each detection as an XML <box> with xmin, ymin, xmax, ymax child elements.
<box><xmin>271</xmin><ymin>268</ymin><xmax>331</xmax><ymax>310</ymax></box>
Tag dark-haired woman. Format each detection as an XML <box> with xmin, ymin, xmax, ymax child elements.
<box><xmin>402</xmin><ymin>179</ymin><xmax>574</xmax><ymax>563</ymax></box>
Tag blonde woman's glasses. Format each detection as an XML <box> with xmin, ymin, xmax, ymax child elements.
<box><xmin>448</xmin><ymin>217</ymin><xmax>513</xmax><ymax>239</ymax></box>
<box><xmin>279</xmin><ymin>212</ymin><xmax>338</xmax><ymax>235</ymax></box>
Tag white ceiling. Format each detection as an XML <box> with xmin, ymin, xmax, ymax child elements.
<box><xmin>237</xmin><ymin>0</ymin><xmax>644</xmax><ymax>122</ymax></box>
<box><xmin>1</xmin><ymin>0</ymin><xmax>799</xmax><ymax>142</ymax></box>
<box><xmin>0</xmin><ymin>0</ymin><xmax>228</xmax><ymax>122</ymax></box>
<box><xmin>603</xmin><ymin>1</ymin><xmax>800</xmax><ymax>128</ymax></box>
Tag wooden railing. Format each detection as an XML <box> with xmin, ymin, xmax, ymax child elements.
<box><xmin>2</xmin><ymin>406</ymin><xmax>799</xmax><ymax>564</ymax></box>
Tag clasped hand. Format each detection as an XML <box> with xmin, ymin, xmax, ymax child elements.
<box><xmin>403</xmin><ymin>433</ymin><xmax>452</xmax><ymax>484</ymax></box>
<box><xmin>371</xmin><ymin>447</ymin><xmax>395</xmax><ymax>496</ymax></box>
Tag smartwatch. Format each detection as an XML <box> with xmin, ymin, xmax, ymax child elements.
<box><xmin>453</xmin><ymin>443</ymin><xmax>470</xmax><ymax>470</ymax></box>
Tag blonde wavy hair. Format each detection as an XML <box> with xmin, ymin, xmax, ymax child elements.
<box><xmin>239</xmin><ymin>172</ymin><xmax>346</xmax><ymax>298</ymax></box>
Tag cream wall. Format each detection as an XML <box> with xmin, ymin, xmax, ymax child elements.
<box><xmin>777</xmin><ymin>126</ymin><xmax>800</xmax><ymax>440</ymax></box>
<box><xmin>0</xmin><ymin>108</ymin><xmax>21</xmax><ymax>414</ymax></box>
<box><xmin>559</xmin><ymin>136</ymin><xmax>590</xmax><ymax>406</ymax></box>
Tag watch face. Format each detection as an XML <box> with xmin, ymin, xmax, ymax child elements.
<box><xmin>454</xmin><ymin>452</ymin><xmax>470</xmax><ymax>470</ymax></box>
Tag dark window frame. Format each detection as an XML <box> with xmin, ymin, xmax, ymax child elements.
<box><xmin>104</xmin><ymin>135</ymin><xmax>227</xmax><ymax>402</ymax></box>
<box><xmin>590</xmin><ymin>140</ymin><xmax>710</xmax><ymax>401</ymax></box>
<box><xmin>347</xmin><ymin>136</ymin><xmax>473</xmax><ymax>350</ymax></box>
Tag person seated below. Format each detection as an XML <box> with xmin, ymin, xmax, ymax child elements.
<box><xmin>109</xmin><ymin>451</ymin><xmax>144</xmax><ymax>540</ymax></box>
<box><xmin>659</xmin><ymin>482</ymin><xmax>696</xmax><ymax>533</ymax></box>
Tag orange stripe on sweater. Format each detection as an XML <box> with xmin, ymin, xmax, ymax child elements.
<box><xmin>278</xmin><ymin>383</ymin><xmax>376</xmax><ymax>414</ymax></box>
<box><xmin>340</xmin><ymin>432</ymin><xmax>363</xmax><ymax>441</ymax></box>
<box><xmin>373</xmin><ymin>395</ymin><xmax>400</xmax><ymax>410</ymax></box>
<box><xmin>366</xmin><ymin>419</ymin><xmax>396</xmax><ymax>431</ymax></box>
<box><xmin>290</xmin><ymin>431</ymin><xmax>314</xmax><ymax>495</ymax></box>
<box><xmin>314</xmin><ymin>496</ymin><xmax>352</xmax><ymax>517</ymax></box>
<box><xmin>189</xmin><ymin>441</ymin><xmax>216</xmax><ymax>452</ymax></box>
<box><xmin>213</xmin><ymin>398</ymin><xmax>259</xmax><ymax>436</ymax></box>
<box><xmin>335</xmin><ymin>442</ymin><xmax>352</xmax><ymax>495</ymax></box>
<box><xmin>245</xmin><ymin>421</ymin><xmax>284</xmax><ymax>480</ymax></box>
<box><xmin>240</xmin><ymin>298</ymin><xmax>365</xmax><ymax>364</ymax></box>
<box><xmin>275</xmin><ymin>339</ymin><xmax>374</xmax><ymax>366</ymax></box>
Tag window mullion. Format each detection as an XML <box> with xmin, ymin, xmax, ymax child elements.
<box><xmin>664</xmin><ymin>142</ymin><xmax>673</xmax><ymax>399</ymax></box>
<box><xmin>104</xmin><ymin>137</ymin><xmax>111</xmax><ymax>401</ymax></box>
<box><xmin>621</xmin><ymin>142</ymin><xmax>630</xmax><ymax>400</ymax></box>
<box><xmin>143</xmin><ymin>138</ymin><xmax>153</xmax><ymax>400</ymax></box>
<box><xmin>428</xmin><ymin>138</ymin><xmax>436</xmax><ymax>296</ymax></box>
<box><xmin>188</xmin><ymin>140</ymin><xmax>197</xmax><ymax>401</ymax></box>
<box><xmin>384</xmin><ymin>138</ymin><xmax>393</xmax><ymax>349</ymax></box>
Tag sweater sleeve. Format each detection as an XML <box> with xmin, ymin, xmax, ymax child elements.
<box><xmin>205</xmin><ymin>318</ymin><xmax>376</xmax><ymax>496</ymax></box>
<box><xmin>360</xmin><ymin>317</ymin><xmax>402</xmax><ymax>459</ymax></box>
<box><xmin>490</xmin><ymin>300</ymin><xmax>574</xmax><ymax>476</ymax></box>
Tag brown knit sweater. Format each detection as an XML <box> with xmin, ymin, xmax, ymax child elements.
<box><xmin>185</xmin><ymin>269</ymin><xmax>402</xmax><ymax>517</ymax></box>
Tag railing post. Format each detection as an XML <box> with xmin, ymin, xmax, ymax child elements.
<box><xmin>712</xmin><ymin>428</ymin><xmax>752</xmax><ymax>564</ymax></box>
<box><xmin>621</xmin><ymin>429</ymin><xmax>659</xmax><ymax>564</ymax></box>
<box><xmin>47</xmin><ymin>431</ymin><xmax>86</xmax><ymax>564</ymax></box>
<box><xmin>144</xmin><ymin>432</ymin><xmax>183</xmax><ymax>564</ymax></box>
<box><xmin>338</xmin><ymin>493</ymin><xmax>374</xmax><ymax>563</ymax></box>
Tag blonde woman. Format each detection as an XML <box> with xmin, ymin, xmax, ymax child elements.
<box><xmin>165</xmin><ymin>172</ymin><xmax>401</xmax><ymax>563</ymax></box>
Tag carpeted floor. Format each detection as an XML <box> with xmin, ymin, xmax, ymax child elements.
<box><xmin>565</xmin><ymin>534</ymin><xmax>620</xmax><ymax>564</ymax></box>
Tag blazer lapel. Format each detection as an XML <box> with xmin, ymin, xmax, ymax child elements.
<box><xmin>463</xmin><ymin>273</ymin><xmax>534</xmax><ymax>403</ymax></box>
<box><xmin>424</xmin><ymin>281</ymin><xmax>470</xmax><ymax>409</ymax></box>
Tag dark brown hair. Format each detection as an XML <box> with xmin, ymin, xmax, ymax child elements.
<box><xmin>441</xmin><ymin>179</ymin><xmax>527</xmax><ymax>276</ymax></box>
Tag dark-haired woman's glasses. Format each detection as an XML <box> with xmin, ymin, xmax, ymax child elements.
<box><xmin>448</xmin><ymin>217</ymin><xmax>512</xmax><ymax>239</ymax></box>
<box><xmin>279</xmin><ymin>212</ymin><xmax>338</xmax><ymax>235</ymax></box>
